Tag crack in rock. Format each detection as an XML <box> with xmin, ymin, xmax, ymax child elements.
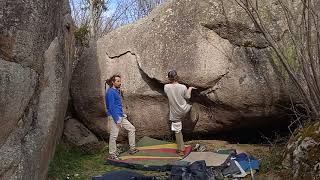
<box><xmin>106</xmin><ymin>51</ymin><xmax>136</xmax><ymax>59</ymax></box>
<box><xmin>105</xmin><ymin>50</ymin><xmax>231</xmax><ymax>99</ymax></box>
<box><xmin>106</xmin><ymin>50</ymin><xmax>165</xmax><ymax>94</ymax></box>
<box><xmin>136</xmin><ymin>61</ymin><xmax>165</xmax><ymax>94</ymax></box>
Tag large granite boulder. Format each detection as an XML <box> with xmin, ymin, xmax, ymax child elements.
<box><xmin>71</xmin><ymin>0</ymin><xmax>295</xmax><ymax>139</ymax></box>
<box><xmin>0</xmin><ymin>0</ymin><xmax>74</xmax><ymax>179</ymax></box>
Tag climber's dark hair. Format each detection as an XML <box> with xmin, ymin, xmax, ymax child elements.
<box><xmin>167</xmin><ymin>70</ymin><xmax>178</xmax><ymax>82</ymax></box>
<box><xmin>105</xmin><ymin>74</ymin><xmax>121</xmax><ymax>90</ymax></box>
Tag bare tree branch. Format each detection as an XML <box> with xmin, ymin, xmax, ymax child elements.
<box><xmin>236</xmin><ymin>0</ymin><xmax>320</xmax><ymax>118</ymax></box>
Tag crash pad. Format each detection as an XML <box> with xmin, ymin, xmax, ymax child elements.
<box><xmin>107</xmin><ymin>136</ymin><xmax>192</xmax><ymax>171</ymax></box>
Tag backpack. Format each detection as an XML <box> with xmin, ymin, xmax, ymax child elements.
<box><xmin>169</xmin><ymin>160</ymin><xmax>222</xmax><ymax>180</ymax></box>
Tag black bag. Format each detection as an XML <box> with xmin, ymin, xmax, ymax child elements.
<box><xmin>169</xmin><ymin>160</ymin><xmax>216</xmax><ymax>180</ymax></box>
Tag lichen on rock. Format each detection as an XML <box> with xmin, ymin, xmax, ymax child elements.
<box><xmin>283</xmin><ymin>121</ymin><xmax>320</xmax><ymax>179</ymax></box>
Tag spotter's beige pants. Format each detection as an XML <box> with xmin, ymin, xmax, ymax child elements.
<box><xmin>108</xmin><ymin>116</ymin><xmax>136</xmax><ymax>155</ymax></box>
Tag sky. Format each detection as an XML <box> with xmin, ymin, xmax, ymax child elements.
<box><xmin>69</xmin><ymin>0</ymin><xmax>164</xmax><ymax>29</ymax></box>
<box><xmin>70</xmin><ymin>0</ymin><xmax>120</xmax><ymax>22</ymax></box>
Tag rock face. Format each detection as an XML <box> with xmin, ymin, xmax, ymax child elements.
<box><xmin>71</xmin><ymin>0</ymin><xmax>293</xmax><ymax>139</ymax></box>
<box><xmin>283</xmin><ymin>121</ymin><xmax>320</xmax><ymax>179</ymax></box>
<box><xmin>0</xmin><ymin>0</ymin><xmax>74</xmax><ymax>179</ymax></box>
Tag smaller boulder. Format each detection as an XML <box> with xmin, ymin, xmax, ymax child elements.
<box><xmin>63</xmin><ymin>118</ymin><xmax>104</xmax><ymax>154</ymax></box>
